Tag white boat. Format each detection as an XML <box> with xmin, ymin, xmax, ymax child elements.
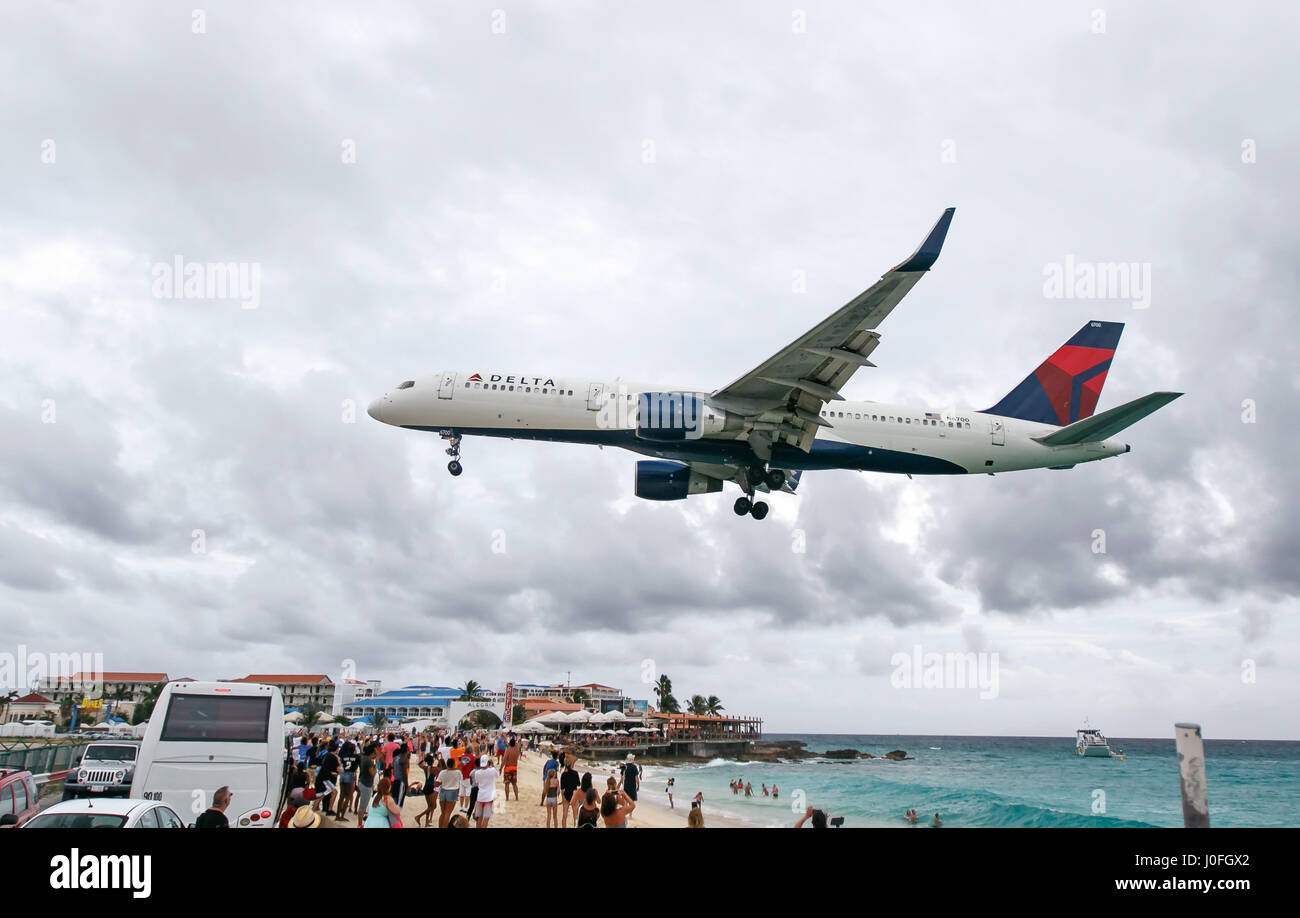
<box><xmin>1076</xmin><ymin>725</ymin><xmax>1123</xmax><ymax>759</ymax></box>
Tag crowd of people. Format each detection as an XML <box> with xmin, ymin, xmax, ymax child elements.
<box><xmin>179</xmin><ymin>726</ymin><xmax>846</xmax><ymax>829</ymax></box>
<box><xmin>274</xmin><ymin>727</ymin><xmax>667</xmax><ymax>829</ymax></box>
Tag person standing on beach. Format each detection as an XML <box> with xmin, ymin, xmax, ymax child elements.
<box><xmin>473</xmin><ymin>754</ymin><xmax>498</xmax><ymax>828</ymax></box>
<box><xmin>544</xmin><ymin>765</ymin><xmax>560</xmax><ymax>828</ymax></box>
<box><xmin>437</xmin><ymin>755</ymin><xmax>461</xmax><ymax>828</ymax></box>
<box><xmin>363</xmin><ymin>776</ymin><xmax>402</xmax><ymax>828</ymax></box>
<box><xmin>666</xmin><ymin>777</ymin><xmax>675</xmax><ymax>808</ymax></box>
<box><xmin>501</xmin><ymin>737</ymin><xmax>520</xmax><ymax>801</ymax></box>
<box><xmin>540</xmin><ymin>750</ymin><xmax>559</xmax><ymax>806</ymax></box>
<box><xmin>600</xmin><ymin>788</ymin><xmax>635</xmax><ymax>828</ymax></box>
<box><xmin>356</xmin><ymin>743</ymin><xmax>377</xmax><ymax>826</ymax></box>
<box><xmin>560</xmin><ymin>761</ymin><xmax>581</xmax><ymax>828</ymax></box>
<box><xmin>315</xmin><ymin>741</ymin><xmax>341</xmax><ymax>812</ymax></box>
<box><xmin>335</xmin><ymin>740</ymin><xmax>358</xmax><ymax>820</ymax></box>
<box><xmin>576</xmin><ymin>787</ymin><xmax>600</xmax><ymax>828</ymax></box>
<box><xmin>458</xmin><ymin>748</ymin><xmax>475</xmax><ymax>814</ymax></box>
<box><xmin>620</xmin><ymin>754</ymin><xmax>641</xmax><ymax>802</ymax></box>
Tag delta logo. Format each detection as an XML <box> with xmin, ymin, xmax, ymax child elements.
<box><xmin>468</xmin><ymin>372</ymin><xmax>557</xmax><ymax>387</ymax></box>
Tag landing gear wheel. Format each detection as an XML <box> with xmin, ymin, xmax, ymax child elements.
<box><xmin>447</xmin><ymin>460</ymin><xmax>463</xmax><ymax>476</ymax></box>
<box><xmin>750</xmin><ymin>500</ymin><xmax>769</xmax><ymax>520</ymax></box>
<box><xmin>747</xmin><ymin>464</ymin><xmax>767</xmax><ymax>485</ymax></box>
<box><xmin>765</xmin><ymin>469</ymin><xmax>786</xmax><ymax>490</ymax></box>
<box><xmin>733</xmin><ymin>496</ymin><xmax>752</xmax><ymax>516</ymax></box>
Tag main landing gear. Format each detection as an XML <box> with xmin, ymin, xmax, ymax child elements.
<box><xmin>444</xmin><ymin>433</ymin><xmax>463</xmax><ymax>476</ymax></box>
<box><xmin>734</xmin><ymin>463</ymin><xmax>785</xmax><ymax>520</ymax></box>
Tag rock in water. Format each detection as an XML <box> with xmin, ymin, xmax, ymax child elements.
<box><xmin>883</xmin><ymin>749</ymin><xmax>913</xmax><ymax>760</ymax></box>
<box><xmin>823</xmin><ymin>749</ymin><xmax>859</xmax><ymax>759</ymax></box>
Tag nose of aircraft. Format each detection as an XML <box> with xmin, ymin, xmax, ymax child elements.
<box><xmin>367</xmin><ymin>397</ymin><xmax>385</xmax><ymax>422</ymax></box>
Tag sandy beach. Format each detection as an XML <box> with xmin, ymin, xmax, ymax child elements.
<box><xmin>317</xmin><ymin>746</ymin><xmax>743</xmax><ymax>828</ymax></box>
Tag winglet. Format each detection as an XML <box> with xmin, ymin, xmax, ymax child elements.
<box><xmin>892</xmin><ymin>207</ymin><xmax>956</xmax><ymax>273</ymax></box>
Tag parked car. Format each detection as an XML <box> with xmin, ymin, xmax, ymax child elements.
<box><xmin>0</xmin><ymin>769</ymin><xmax>42</xmax><ymax>827</ymax></box>
<box><xmin>22</xmin><ymin>797</ymin><xmax>185</xmax><ymax>829</ymax></box>
<box><xmin>62</xmin><ymin>740</ymin><xmax>140</xmax><ymax>800</ymax></box>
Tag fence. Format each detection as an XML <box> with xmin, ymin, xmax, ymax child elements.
<box><xmin>0</xmin><ymin>739</ymin><xmax>92</xmax><ymax>775</ymax></box>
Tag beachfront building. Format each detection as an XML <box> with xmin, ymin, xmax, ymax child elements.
<box><xmin>651</xmin><ymin>712</ymin><xmax>764</xmax><ymax>741</ymax></box>
<box><xmin>36</xmin><ymin>671</ymin><xmax>169</xmax><ymax>707</ymax></box>
<box><xmin>332</xmin><ymin>678</ymin><xmax>383</xmax><ymax>715</ymax></box>
<box><xmin>341</xmin><ymin>685</ymin><xmax>509</xmax><ymax>730</ymax></box>
<box><xmin>2</xmin><ymin>692</ymin><xmax>59</xmax><ymax>724</ymax></box>
<box><xmin>228</xmin><ymin>674</ymin><xmax>335</xmax><ymax>711</ymax></box>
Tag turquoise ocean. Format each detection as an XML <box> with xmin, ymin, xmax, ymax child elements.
<box><xmin>640</xmin><ymin>734</ymin><xmax>1300</xmax><ymax>828</ymax></box>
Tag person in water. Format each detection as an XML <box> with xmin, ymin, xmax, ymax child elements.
<box><xmin>932</xmin><ymin>812</ymin><xmax>943</xmax><ymax>827</ymax></box>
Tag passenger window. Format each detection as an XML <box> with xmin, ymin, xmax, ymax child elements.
<box><xmin>542</xmin><ymin>388</ymin><xmax>548</xmax><ymax>394</ymax></box>
<box><xmin>161</xmin><ymin>808</ymin><xmax>184</xmax><ymax>828</ymax></box>
<box><xmin>137</xmin><ymin>807</ymin><xmax>161</xmax><ymax>829</ymax></box>
<box><xmin>464</xmin><ymin>382</ymin><xmax>469</xmax><ymax>388</ymax></box>
<box><xmin>854</xmin><ymin>413</ymin><xmax>860</xmax><ymax>419</ymax></box>
<box><xmin>13</xmin><ymin>782</ymin><xmax>26</xmax><ymax>812</ymax></box>
<box><xmin>525</xmin><ymin>387</ymin><xmax>531</xmax><ymax>393</ymax></box>
<box><xmin>0</xmin><ymin>785</ymin><xmax>13</xmax><ymax>817</ymax></box>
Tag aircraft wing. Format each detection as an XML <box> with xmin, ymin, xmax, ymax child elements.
<box><xmin>708</xmin><ymin>207</ymin><xmax>955</xmax><ymax>460</ymax></box>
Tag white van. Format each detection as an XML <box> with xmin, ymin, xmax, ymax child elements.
<box><xmin>131</xmin><ymin>681</ymin><xmax>288</xmax><ymax>828</ymax></box>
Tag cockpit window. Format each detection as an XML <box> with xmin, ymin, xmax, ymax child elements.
<box><xmin>396</xmin><ymin>380</ymin><xmax>414</xmax><ymax>390</ymax></box>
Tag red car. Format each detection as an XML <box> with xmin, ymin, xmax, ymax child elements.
<box><xmin>0</xmin><ymin>769</ymin><xmax>42</xmax><ymax>828</ymax></box>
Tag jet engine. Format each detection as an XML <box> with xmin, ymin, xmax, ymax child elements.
<box><xmin>634</xmin><ymin>460</ymin><xmax>724</xmax><ymax>501</ymax></box>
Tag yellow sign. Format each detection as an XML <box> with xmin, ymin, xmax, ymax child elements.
<box><xmin>80</xmin><ymin>699</ymin><xmax>102</xmax><ymax>710</ymax></box>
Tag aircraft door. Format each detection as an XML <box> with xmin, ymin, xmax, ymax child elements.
<box><xmin>586</xmin><ymin>382</ymin><xmax>604</xmax><ymax>411</ymax></box>
<box><xmin>438</xmin><ymin>372</ymin><xmax>456</xmax><ymax>400</ymax></box>
<box><xmin>990</xmin><ymin>418</ymin><xmax>1005</xmax><ymax>446</ymax></box>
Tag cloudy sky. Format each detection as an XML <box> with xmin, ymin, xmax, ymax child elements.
<box><xmin>2</xmin><ymin>2</ymin><xmax>1296</xmax><ymax>739</ymax></box>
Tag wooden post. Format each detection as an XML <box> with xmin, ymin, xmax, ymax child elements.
<box><xmin>1174</xmin><ymin>722</ymin><xmax>1210</xmax><ymax>828</ymax></box>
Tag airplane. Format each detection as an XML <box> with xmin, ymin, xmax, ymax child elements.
<box><xmin>367</xmin><ymin>207</ymin><xmax>1182</xmax><ymax>520</ymax></box>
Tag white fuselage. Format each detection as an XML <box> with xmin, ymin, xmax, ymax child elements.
<box><xmin>367</xmin><ymin>371</ymin><xmax>1130</xmax><ymax>476</ymax></box>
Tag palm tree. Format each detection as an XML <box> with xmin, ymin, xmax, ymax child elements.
<box><xmin>650</xmin><ymin>670</ymin><xmax>681</xmax><ymax>707</ymax></box>
<box><xmin>372</xmin><ymin>711</ymin><xmax>388</xmax><ymax>733</ymax></box>
<box><xmin>512</xmin><ymin>704</ymin><xmax>525</xmax><ymax>725</ymax></box>
<box><xmin>687</xmin><ymin>694</ymin><xmax>709</xmax><ymax>715</ymax></box>
<box><xmin>570</xmin><ymin>688</ymin><xmax>590</xmax><ymax>707</ymax></box>
<box><xmin>458</xmin><ymin>680</ymin><xmax>483</xmax><ymax>700</ymax></box>
<box><xmin>705</xmin><ymin>695</ymin><xmax>725</xmax><ymax>716</ymax></box>
<box><xmin>131</xmin><ymin>681</ymin><xmax>165</xmax><ymax>725</ymax></box>
<box><xmin>1</xmin><ymin>690</ymin><xmax>18</xmax><ymax>724</ymax></box>
<box><xmin>299</xmin><ymin>703</ymin><xmax>323</xmax><ymax>732</ymax></box>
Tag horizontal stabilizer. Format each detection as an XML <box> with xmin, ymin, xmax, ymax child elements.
<box><xmin>1033</xmin><ymin>392</ymin><xmax>1182</xmax><ymax>446</ymax></box>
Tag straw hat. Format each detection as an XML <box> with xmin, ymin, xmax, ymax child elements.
<box><xmin>289</xmin><ymin>806</ymin><xmax>321</xmax><ymax>828</ymax></box>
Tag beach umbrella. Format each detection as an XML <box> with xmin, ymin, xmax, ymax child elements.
<box><xmin>616</xmin><ymin>729</ymin><xmax>629</xmax><ymax>735</ymax></box>
<box><xmin>537</xmin><ymin>711</ymin><xmax>569</xmax><ymax>725</ymax></box>
<box><xmin>566</xmin><ymin>710</ymin><xmax>591</xmax><ymax>723</ymax></box>
<box><xmin>588</xmin><ymin>711</ymin><xmax>609</xmax><ymax>723</ymax></box>
<box><xmin>603</xmin><ymin>711</ymin><xmax>627</xmax><ymax>722</ymax></box>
